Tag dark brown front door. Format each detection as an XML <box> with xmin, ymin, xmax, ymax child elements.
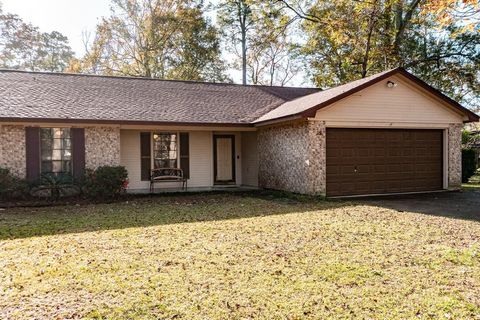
<box><xmin>326</xmin><ymin>128</ymin><xmax>443</xmax><ymax>197</ymax></box>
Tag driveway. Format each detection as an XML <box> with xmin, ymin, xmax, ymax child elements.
<box><xmin>358</xmin><ymin>187</ymin><xmax>480</xmax><ymax>220</ymax></box>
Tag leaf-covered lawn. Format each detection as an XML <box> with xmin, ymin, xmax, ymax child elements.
<box><xmin>0</xmin><ymin>193</ymin><xmax>479</xmax><ymax>319</ymax></box>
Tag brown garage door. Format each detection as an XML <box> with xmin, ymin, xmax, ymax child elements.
<box><xmin>326</xmin><ymin>128</ymin><xmax>443</xmax><ymax>197</ymax></box>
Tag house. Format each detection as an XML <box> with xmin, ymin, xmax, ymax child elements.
<box><xmin>0</xmin><ymin>68</ymin><xmax>477</xmax><ymax>197</ymax></box>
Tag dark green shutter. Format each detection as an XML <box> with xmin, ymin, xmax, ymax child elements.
<box><xmin>71</xmin><ymin>128</ymin><xmax>85</xmax><ymax>181</ymax></box>
<box><xmin>25</xmin><ymin>127</ymin><xmax>40</xmax><ymax>181</ymax></box>
<box><xmin>140</xmin><ymin>132</ymin><xmax>151</xmax><ymax>181</ymax></box>
<box><xmin>180</xmin><ymin>133</ymin><xmax>190</xmax><ymax>179</ymax></box>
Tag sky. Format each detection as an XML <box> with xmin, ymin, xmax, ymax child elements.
<box><xmin>1</xmin><ymin>0</ymin><xmax>111</xmax><ymax>56</ymax></box>
<box><xmin>0</xmin><ymin>0</ymin><xmax>250</xmax><ymax>82</ymax></box>
<box><xmin>0</xmin><ymin>0</ymin><xmax>305</xmax><ymax>85</ymax></box>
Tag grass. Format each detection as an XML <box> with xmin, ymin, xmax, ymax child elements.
<box><xmin>0</xmin><ymin>192</ymin><xmax>479</xmax><ymax>319</ymax></box>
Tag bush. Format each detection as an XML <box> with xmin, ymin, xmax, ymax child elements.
<box><xmin>462</xmin><ymin>129</ymin><xmax>480</xmax><ymax>149</ymax></box>
<box><xmin>462</xmin><ymin>149</ymin><xmax>476</xmax><ymax>183</ymax></box>
<box><xmin>84</xmin><ymin>166</ymin><xmax>128</xmax><ymax>199</ymax></box>
<box><xmin>31</xmin><ymin>173</ymin><xmax>79</xmax><ymax>201</ymax></box>
<box><xmin>0</xmin><ymin>168</ymin><xmax>28</xmax><ymax>200</ymax></box>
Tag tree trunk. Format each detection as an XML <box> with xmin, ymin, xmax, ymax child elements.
<box><xmin>361</xmin><ymin>1</ymin><xmax>379</xmax><ymax>78</ymax></box>
<box><xmin>393</xmin><ymin>0</ymin><xmax>422</xmax><ymax>56</ymax></box>
<box><xmin>237</xmin><ymin>0</ymin><xmax>248</xmax><ymax>85</ymax></box>
<box><xmin>241</xmin><ymin>27</ymin><xmax>247</xmax><ymax>85</ymax></box>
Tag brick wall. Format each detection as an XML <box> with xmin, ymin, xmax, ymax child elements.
<box><xmin>258</xmin><ymin>120</ymin><xmax>326</xmax><ymax>195</ymax></box>
<box><xmin>85</xmin><ymin>127</ymin><xmax>121</xmax><ymax>169</ymax></box>
<box><xmin>0</xmin><ymin>125</ymin><xmax>26</xmax><ymax>178</ymax></box>
<box><xmin>0</xmin><ymin>126</ymin><xmax>122</xmax><ymax>177</ymax></box>
<box><xmin>448</xmin><ymin>123</ymin><xmax>462</xmax><ymax>189</ymax></box>
<box><xmin>306</xmin><ymin>121</ymin><xmax>326</xmax><ymax>195</ymax></box>
<box><xmin>0</xmin><ymin>122</ymin><xmax>465</xmax><ymax>194</ymax></box>
<box><xmin>259</xmin><ymin>121</ymin><xmax>463</xmax><ymax>195</ymax></box>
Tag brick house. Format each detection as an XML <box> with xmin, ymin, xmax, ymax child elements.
<box><xmin>0</xmin><ymin>68</ymin><xmax>478</xmax><ymax>197</ymax></box>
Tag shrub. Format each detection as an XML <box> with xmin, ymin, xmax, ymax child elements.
<box><xmin>462</xmin><ymin>129</ymin><xmax>480</xmax><ymax>149</ymax></box>
<box><xmin>0</xmin><ymin>168</ymin><xmax>28</xmax><ymax>200</ymax></box>
<box><xmin>84</xmin><ymin>166</ymin><xmax>128</xmax><ymax>199</ymax></box>
<box><xmin>462</xmin><ymin>149</ymin><xmax>476</xmax><ymax>183</ymax></box>
<box><xmin>31</xmin><ymin>173</ymin><xmax>79</xmax><ymax>201</ymax></box>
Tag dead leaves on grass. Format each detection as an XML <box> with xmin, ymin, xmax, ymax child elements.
<box><xmin>0</xmin><ymin>196</ymin><xmax>479</xmax><ymax>319</ymax></box>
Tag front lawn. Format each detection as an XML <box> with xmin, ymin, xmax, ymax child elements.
<box><xmin>0</xmin><ymin>193</ymin><xmax>479</xmax><ymax>319</ymax></box>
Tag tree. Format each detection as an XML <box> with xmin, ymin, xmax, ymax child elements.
<box><xmin>0</xmin><ymin>7</ymin><xmax>74</xmax><ymax>72</ymax></box>
<box><xmin>217</xmin><ymin>0</ymin><xmax>254</xmax><ymax>85</ymax></box>
<box><xmin>218</xmin><ymin>0</ymin><xmax>301</xmax><ymax>86</ymax></box>
<box><xmin>275</xmin><ymin>0</ymin><xmax>427</xmax><ymax>85</ymax></box>
<box><xmin>276</xmin><ymin>0</ymin><xmax>479</xmax><ymax>111</ymax></box>
<box><xmin>37</xmin><ymin>31</ymin><xmax>75</xmax><ymax>72</ymax></box>
<box><xmin>406</xmin><ymin>26</ymin><xmax>480</xmax><ymax>112</ymax></box>
<box><xmin>247</xmin><ymin>3</ymin><xmax>302</xmax><ymax>86</ymax></box>
<box><xmin>70</xmin><ymin>0</ymin><xmax>227</xmax><ymax>82</ymax></box>
<box><xmin>422</xmin><ymin>0</ymin><xmax>480</xmax><ymax>31</ymax></box>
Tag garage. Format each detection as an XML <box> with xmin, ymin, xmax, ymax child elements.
<box><xmin>326</xmin><ymin>128</ymin><xmax>443</xmax><ymax>197</ymax></box>
<box><xmin>255</xmin><ymin>68</ymin><xmax>478</xmax><ymax>196</ymax></box>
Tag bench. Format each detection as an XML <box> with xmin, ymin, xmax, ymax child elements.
<box><xmin>150</xmin><ymin>168</ymin><xmax>187</xmax><ymax>192</ymax></box>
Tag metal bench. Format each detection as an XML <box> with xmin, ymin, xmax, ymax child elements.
<box><xmin>150</xmin><ymin>168</ymin><xmax>187</xmax><ymax>192</ymax></box>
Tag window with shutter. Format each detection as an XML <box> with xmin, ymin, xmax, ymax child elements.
<box><xmin>71</xmin><ymin>128</ymin><xmax>85</xmax><ymax>181</ymax></box>
<box><xmin>140</xmin><ymin>132</ymin><xmax>151</xmax><ymax>181</ymax></box>
<box><xmin>25</xmin><ymin>127</ymin><xmax>40</xmax><ymax>181</ymax></box>
<box><xmin>180</xmin><ymin>133</ymin><xmax>190</xmax><ymax>179</ymax></box>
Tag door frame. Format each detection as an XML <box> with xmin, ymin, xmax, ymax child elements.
<box><xmin>213</xmin><ymin>135</ymin><xmax>236</xmax><ymax>184</ymax></box>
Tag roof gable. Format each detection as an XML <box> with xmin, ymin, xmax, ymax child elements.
<box><xmin>315</xmin><ymin>74</ymin><xmax>465</xmax><ymax>123</ymax></box>
<box><xmin>253</xmin><ymin>68</ymin><xmax>479</xmax><ymax>125</ymax></box>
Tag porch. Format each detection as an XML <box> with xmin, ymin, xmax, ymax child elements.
<box><xmin>120</xmin><ymin>128</ymin><xmax>259</xmax><ymax>193</ymax></box>
<box><xmin>126</xmin><ymin>185</ymin><xmax>260</xmax><ymax>194</ymax></box>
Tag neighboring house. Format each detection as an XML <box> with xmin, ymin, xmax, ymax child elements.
<box><xmin>0</xmin><ymin>68</ymin><xmax>478</xmax><ymax>197</ymax></box>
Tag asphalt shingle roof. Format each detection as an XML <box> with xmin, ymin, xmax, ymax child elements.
<box><xmin>0</xmin><ymin>68</ymin><xmax>476</xmax><ymax>125</ymax></box>
<box><xmin>0</xmin><ymin>70</ymin><xmax>319</xmax><ymax>125</ymax></box>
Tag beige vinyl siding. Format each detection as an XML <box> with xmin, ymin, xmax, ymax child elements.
<box><xmin>120</xmin><ymin>129</ymin><xmax>214</xmax><ymax>190</ymax></box>
<box><xmin>120</xmin><ymin>130</ymin><xmax>149</xmax><ymax>190</ymax></box>
<box><xmin>241</xmin><ymin>131</ymin><xmax>259</xmax><ymax>187</ymax></box>
<box><xmin>315</xmin><ymin>75</ymin><xmax>464</xmax><ymax>124</ymax></box>
<box><xmin>189</xmin><ymin>131</ymin><xmax>213</xmax><ymax>187</ymax></box>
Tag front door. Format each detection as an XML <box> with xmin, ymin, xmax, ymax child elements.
<box><xmin>214</xmin><ymin>135</ymin><xmax>235</xmax><ymax>184</ymax></box>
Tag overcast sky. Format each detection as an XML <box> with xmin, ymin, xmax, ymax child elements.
<box><xmin>1</xmin><ymin>0</ymin><xmax>111</xmax><ymax>55</ymax></box>
<box><xmin>0</xmin><ymin>0</ymin><xmax>308</xmax><ymax>86</ymax></box>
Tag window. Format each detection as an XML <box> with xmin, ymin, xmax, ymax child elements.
<box><xmin>153</xmin><ymin>133</ymin><xmax>178</xmax><ymax>169</ymax></box>
<box><xmin>40</xmin><ymin>128</ymin><xmax>72</xmax><ymax>174</ymax></box>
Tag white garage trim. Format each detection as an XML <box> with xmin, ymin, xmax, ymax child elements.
<box><xmin>443</xmin><ymin>129</ymin><xmax>449</xmax><ymax>190</ymax></box>
<box><xmin>309</xmin><ymin>118</ymin><xmax>454</xmax><ymax>129</ymax></box>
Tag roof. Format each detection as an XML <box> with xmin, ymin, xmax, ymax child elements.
<box><xmin>0</xmin><ymin>68</ymin><xmax>477</xmax><ymax>126</ymax></box>
<box><xmin>0</xmin><ymin>69</ymin><xmax>319</xmax><ymax>126</ymax></box>
<box><xmin>254</xmin><ymin>68</ymin><xmax>479</xmax><ymax>124</ymax></box>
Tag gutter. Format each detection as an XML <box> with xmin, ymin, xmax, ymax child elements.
<box><xmin>0</xmin><ymin>117</ymin><xmax>255</xmax><ymax>128</ymax></box>
<box><xmin>253</xmin><ymin>115</ymin><xmax>305</xmax><ymax>127</ymax></box>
